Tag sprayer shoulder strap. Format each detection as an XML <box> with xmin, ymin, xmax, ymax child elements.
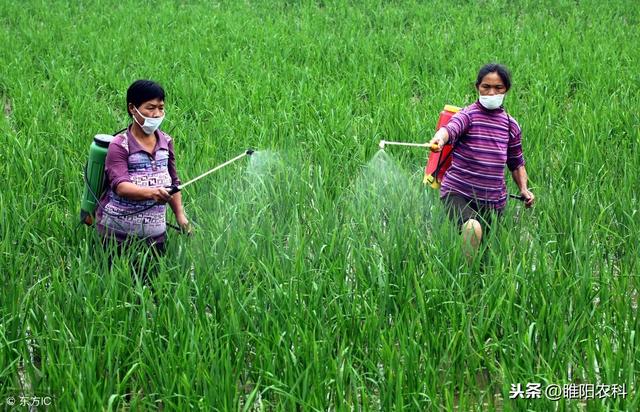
<box><xmin>433</xmin><ymin>137</ymin><xmax>459</xmax><ymax>178</ymax></box>
<box><xmin>432</xmin><ymin>119</ymin><xmax>467</xmax><ymax>177</ymax></box>
<box><xmin>159</xmin><ymin>129</ymin><xmax>172</xmax><ymax>143</ymax></box>
<box><xmin>112</xmin><ymin>128</ymin><xmax>133</xmax><ymax>155</ymax></box>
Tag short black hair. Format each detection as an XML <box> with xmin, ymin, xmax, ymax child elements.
<box><xmin>126</xmin><ymin>80</ymin><xmax>165</xmax><ymax>117</ymax></box>
<box><xmin>475</xmin><ymin>63</ymin><xmax>511</xmax><ymax>91</ymax></box>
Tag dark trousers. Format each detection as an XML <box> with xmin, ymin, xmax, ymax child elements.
<box><xmin>442</xmin><ymin>193</ymin><xmax>502</xmax><ymax>238</ymax></box>
<box><xmin>101</xmin><ymin>236</ymin><xmax>166</xmax><ymax>286</ymax></box>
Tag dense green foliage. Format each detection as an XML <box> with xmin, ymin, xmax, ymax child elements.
<box><xmin>1</xmin><ymin>0</ymin><xmax>638</xmax><ymax>410</ymax></box>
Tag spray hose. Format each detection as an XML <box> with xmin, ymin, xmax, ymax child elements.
<box><xmin>431</xmin><ymin>145</ymin><xmax>453</xmax><ymax>184</ymax></box>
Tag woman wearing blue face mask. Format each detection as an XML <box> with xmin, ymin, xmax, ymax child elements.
<box><xmin>428</xmin><ymin>63</ymin><xmax>535</xmax><ymax>258</ymax></box>
<box><xmin>96</xmin><ymin>80</ymin><xmax>189</xmax><ymax>273</ymax></box>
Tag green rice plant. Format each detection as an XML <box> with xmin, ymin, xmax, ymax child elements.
<box><xmin>0</xmin><ymin>0</ymin><xmax>638</xmax><ymax>410</ymax></box>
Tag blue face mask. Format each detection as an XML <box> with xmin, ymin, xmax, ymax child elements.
<box><xmin>134</xmin><ymin>107</ymin><xmax>164</xmax><ymax>135</ymax></box>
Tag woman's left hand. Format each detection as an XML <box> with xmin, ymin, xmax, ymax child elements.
<box><xmin>520</xmin><ymin>189</ymin><xmax>535</xmax><ymax>208</ymax></box>
<box><xmin>176</xmin><ymin>214</ymin><xmax>192</xmax><ymax>235</ymax></box>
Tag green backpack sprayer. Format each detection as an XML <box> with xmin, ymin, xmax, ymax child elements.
<box><xmin>80</xmin><ymin>134</ymin><xmax>115</xmax><ymax>225</ymax></box>
<box><xmin>80</xmin><ymin>132</ymin><xmax>254</xmax><ymax>226</ymax></box>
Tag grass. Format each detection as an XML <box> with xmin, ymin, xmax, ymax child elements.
<box><xmin>0</xmin><ymin>0</ymin><xmax>638</xmax><ymax>410</ymax></box>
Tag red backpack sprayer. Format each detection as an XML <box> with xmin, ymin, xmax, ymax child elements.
<box><xmin>379</xmin><ymin>104</ymin><xmax>525</xmax><ymax>201</ymax></box>
<box><xmin>423</xmin><ymin>105</ymin><xmax>461</xmax><ymax>189</ymax></box>
<box><xmin>79</xmin><ymin>132</ymin><xmax>254</xmax><ymax>228</ymax></box>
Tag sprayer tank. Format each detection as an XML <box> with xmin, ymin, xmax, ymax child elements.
<box><xmin>80</xmin><ymin>134</ymin><xmax>114</xmax><ymax>225</ymax></box>
<box><xmin>424</xmin><ymin>105</ymin><xmax>461</xmax><ymax>188</ymax></box>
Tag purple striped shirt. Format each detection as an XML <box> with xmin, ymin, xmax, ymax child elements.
<box><xmin>96</xmin><ymin>126</ymin><xmax>180</xmax><ymax>244</ymax></box>
<box><xmin>441</xmin><ymin>101</ymin><xmax>525</xmax><ymax>210</ymax></box>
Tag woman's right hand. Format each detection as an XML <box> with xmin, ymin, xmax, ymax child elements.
<box><xmin>428</xmin><ymin>136</ymin><xmax>445</xmax><ymax>152</ymax></box>
<box><xmin>428</xmin><ymin>128</ymin><xmax>449</xmax><ymax>152</ymax></box>
<box><xmin>147</xmin><ymin>187</ymin><xmax>172</xmax><ymax>204</ymax></box>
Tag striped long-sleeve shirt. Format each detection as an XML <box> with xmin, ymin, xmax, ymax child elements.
<box><xmin>441</xmin><ymin>101</ymin><xmax>525</xmax><ymax>211</ymax></box>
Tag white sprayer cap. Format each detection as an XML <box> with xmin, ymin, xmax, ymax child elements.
<box><xmin>93</xmin><ymin>134</ymin><xmax>115</xmax><ymax>148</ymax></box>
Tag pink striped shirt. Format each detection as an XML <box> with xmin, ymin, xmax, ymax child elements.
<box><xmin>96</xmin><ymin>127</ymin><xmax>181</xmax><ymax>244</ymax></box>
<box><xmin>441</xmin><ymin>101</ymin><xmax>525</xmax><ymax>210</ymax></box>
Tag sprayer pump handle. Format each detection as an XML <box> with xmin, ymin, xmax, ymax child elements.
<box><xmin>166</xmin><ymin>185</ymin><xmax>181</xmax><ymax>195</ymax></box>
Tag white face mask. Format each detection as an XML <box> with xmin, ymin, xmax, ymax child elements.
<box><xmin>134</xmin><ymin>107</ymin><xmax>164</xmax><ymax>135</ymax></box>
<box><xmin>478</xmin><ymin>94</ymin><xmax>505</xmax><ymax>110</ymax></box>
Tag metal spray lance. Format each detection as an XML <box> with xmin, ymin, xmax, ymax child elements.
<box><xmin>166</xmin><ymin>149</ymin><xmax>254</xmax><ymax>195</ymax></box>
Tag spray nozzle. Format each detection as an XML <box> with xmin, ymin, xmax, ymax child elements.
<box><xmin>246</xmin><ymin>149</ymin><xmax>255</xmax><ymax>156</ymax></box>
<box><xmin>379</xmin><ymin>140</ymin><xmax>386</xmax><ymax>149</ymax></box>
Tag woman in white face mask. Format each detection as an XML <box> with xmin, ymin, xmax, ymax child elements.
<box><xmin>96</xmin><ymin>79</ymin><xmax>190</xmax><ymax>281</ymax></box>
<box><xmin>427</xmin><ymin>63</ymin><xmax>535</xmax><ymax>259</ymax></box>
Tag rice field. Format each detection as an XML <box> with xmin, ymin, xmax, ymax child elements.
<box><xmin>0</xmin><ymin>0</ymin><xmax>638</xmax><ymax>410</ymax></box>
